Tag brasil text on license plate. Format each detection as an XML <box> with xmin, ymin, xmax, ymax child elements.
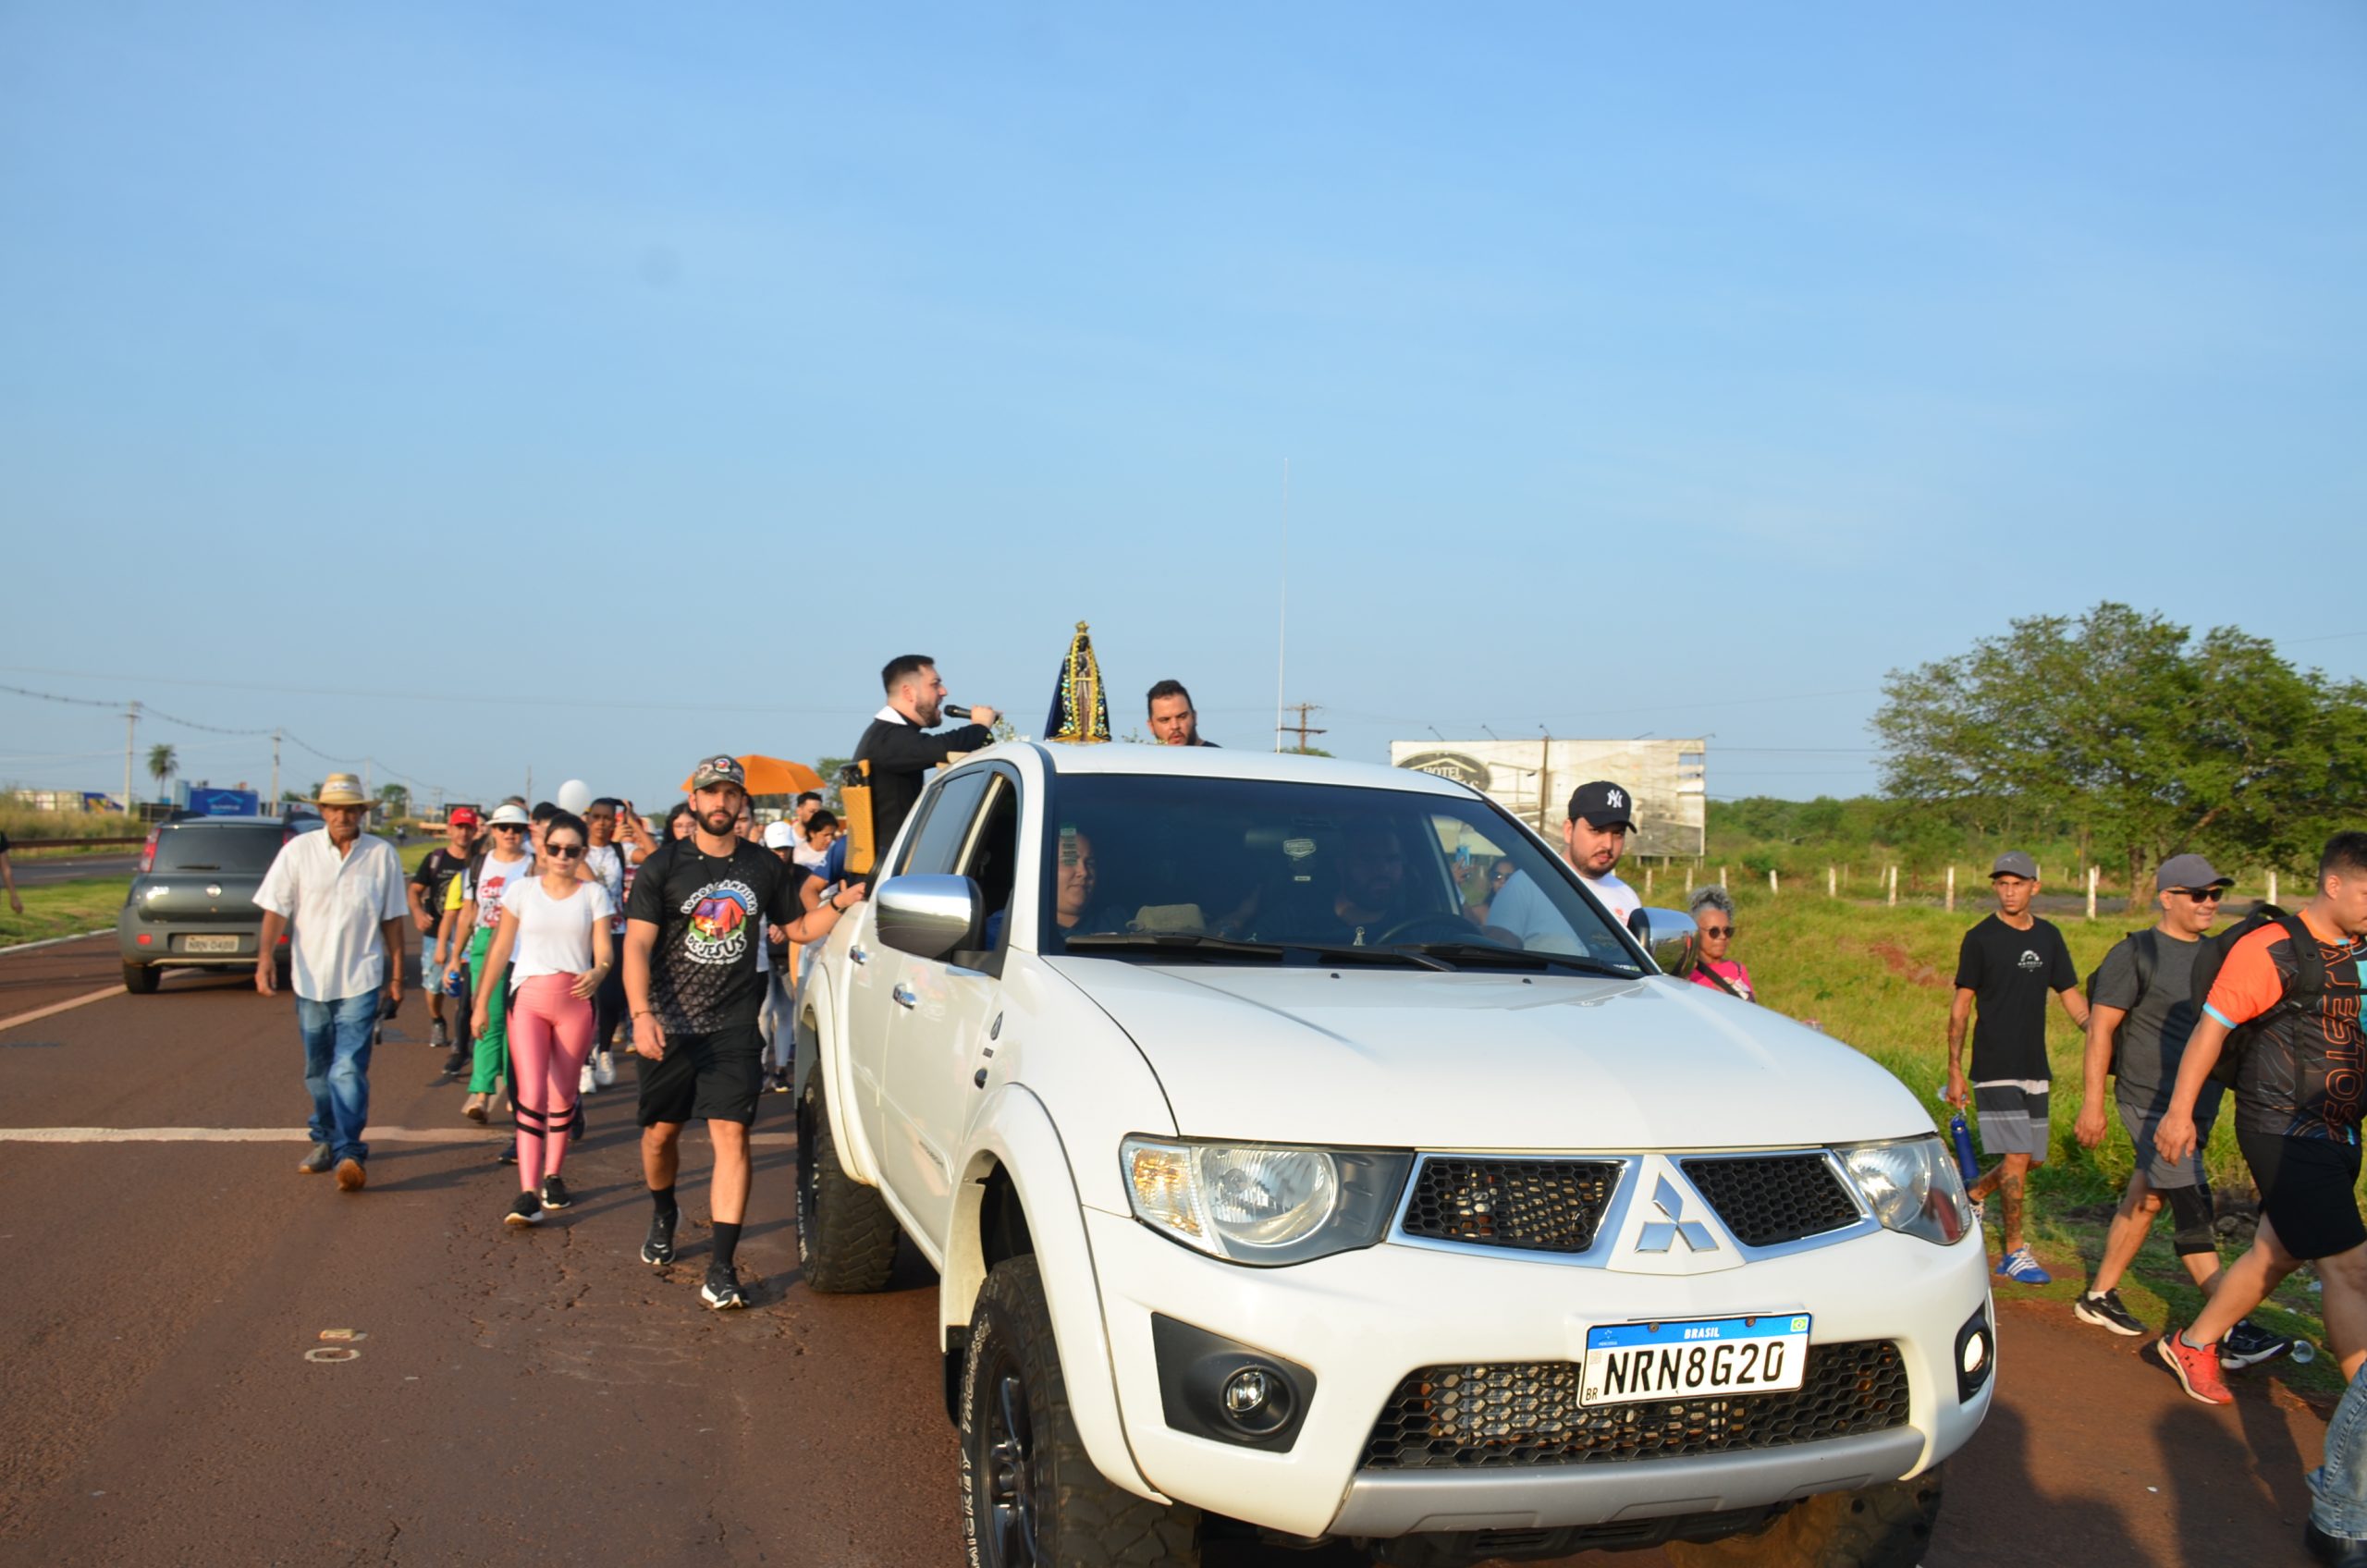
<box><xmin>1581</xmin><ymin>1314</ymin><xmax>1811</xmax><ymax>1406</ymax></box>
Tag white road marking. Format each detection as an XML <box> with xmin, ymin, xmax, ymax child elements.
<box><xmin>0</xmin><ymin>985</ymin><xmax>124</xmax><ymax>1034</ymax></box>
<box><xmin>0</xmin><ymin>929</ymin><xmax>112</xmax><ymax>959</ymax></box>
<box><xmin>0</xmin><ymin>1126</ymin><xmax>796</xmax><ymax>1145</ymax></box>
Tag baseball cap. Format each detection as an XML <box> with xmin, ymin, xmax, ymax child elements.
<box><xmin>1568</xmin><ymin>780</ymin><xmax>1636</xmax><ymax>830</ymax></box>
<box><xmin>1990</xmin><ymin>851</ymin><xmax>2039</xmax><ymax>880</ymax></box>
<box><xmin>2156</xmin><ymin>853</ymin><xmax>2233</xmax><ymax>892</ymax></box>
<box><xmin>761</xmin><ymin>821</ymin><xmax>796</xmax><ymax>850</ymax></box>
<box><xmin>485</xmin><ymin>802</ymin><xmax>531</xmax><ymax>828</ymax></box>
<box><xmin>691</xmin><ymin>753</ymin><xmax>746</xmax><ymax>790</ymax></box>
<box><xmin>448</xmin><ymin>806</ymin><xmax>481</xmax><ymax>827</ymax></box>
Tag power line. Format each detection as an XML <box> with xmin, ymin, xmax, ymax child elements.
<box><xmin>0</xmin><ymin>663</ymin><xmax>844</xmax><ymax>716</ymax></box>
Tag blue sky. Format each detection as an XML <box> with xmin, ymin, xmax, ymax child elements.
<box><xmin>4</xmin><ymin>2</ymin><xmax>2361</xmax><ymax>811</ymax></box>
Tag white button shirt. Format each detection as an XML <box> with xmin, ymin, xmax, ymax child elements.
<box><xmin>253</xmin><ymin>830</ymin><xmax>409</xmax><ymax>1001</ymax></box>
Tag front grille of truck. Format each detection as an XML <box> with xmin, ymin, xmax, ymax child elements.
<box><xmin>1679</xmin><ymin>1154</ymin><xmax>1863</xmax><ymax>1248</ymax></box>
<box><xmin>1360</xmin><ymin>1341</ymin><xmax>1907</xmax><ymax>1470</ymax></box>
<box><xmin>1397</xmin><ymin>1158</ymin><xmax>1623</xmax><ymax>1253</ymax></box>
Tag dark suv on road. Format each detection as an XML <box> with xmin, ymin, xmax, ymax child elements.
<box><xmin>117</xmin><ymin>815</ymin><xmax>324</xmax><ymax>993</ymax></box>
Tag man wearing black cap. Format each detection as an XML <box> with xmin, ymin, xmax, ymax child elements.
<box><xmin>1946</xmin><ymin>851</ymin><xmax>2089</xmax><ymax>1288</ymax></box>
<box><xmin>854</xmin><ymin>655</ymin><xmax>998</xmax><ymax>871</ymax></box>
<box><xmin>1486</xmin><ymin>780</ymin><xmax>1642</xmax><ymax>945</ymax></box>
<box><xmin>2070</xmin><ymin>853</ymin><xmax>2289</xmax><ymax>1364</ymax></box>
<box><xmin>623</xmin><ymin>754</ymin><xmax>866</xmax><ymax>1309</ymax></box>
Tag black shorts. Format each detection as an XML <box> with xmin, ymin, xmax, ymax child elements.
<box><xmin>635</xmin><ymin>1024</ymin><xmax>766</xmax><ymax>1128</ymax></box>
<box><xmin>2236</xmin><ymin>1127</ymin><xmax>2367</xmax><ymax>1261</ymax></box>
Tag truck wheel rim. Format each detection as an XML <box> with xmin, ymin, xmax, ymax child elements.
<box><xmin>982</xmin><ymin>1354</ymin><xmax>1040</xmax><ymax>1566</ymax></box>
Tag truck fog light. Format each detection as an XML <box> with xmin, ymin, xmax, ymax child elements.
<box><xmin>1223</xmin><ymin>1368</ymin><xmax>1272</xmax><ymax>1417</ymax></box>
<box><xmin>1955</xmin><ymin>1305</ymin><xmax>1994</xmax><ymax>1403</ymax></box>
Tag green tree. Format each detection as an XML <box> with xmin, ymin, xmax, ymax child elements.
<box><xmin>1874</xmin><ymin>603</ymin><xmax>2367</xmax><ymax>909</ymax></box>
<box><xmin>145</xmin><ymin>743</ymin><xmax>178</xmax><ymax>801</ymax></box>
<box><xmin>377</xmin><ymin>783</ymin><xmax>411</xmax><ymax>818</ymax></box>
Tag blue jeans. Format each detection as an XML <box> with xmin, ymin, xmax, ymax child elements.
<box><xmin>2314</xmin><ymin>1363</ymin><xmax>2367</xmax><ymax>1537</ymax></box>
<box><xmin>298</xmin><ymin>992</ymin><xmax>379</xmax><ymax>1164</ymax></box>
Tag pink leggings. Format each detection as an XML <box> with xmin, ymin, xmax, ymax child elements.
<box><xmin>509</xmin><ymin>974</ymin><xmax>595</xmax><ymax>1190</ymax></box>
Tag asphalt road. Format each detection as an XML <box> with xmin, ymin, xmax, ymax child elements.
<box><xmin>0</xmin><ymin>934</ymin><xmax>2338</xmax><ymax>1567</ymax></box>
<box><xmin>6</xmin><ymin>852</ymin><xmax>138</xmax><ymax>888</ymax></box>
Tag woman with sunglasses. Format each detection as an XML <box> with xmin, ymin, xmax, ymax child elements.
<box><xmin>472</xmin><ymin>809</ymin><xmax>614</xmax><ymax>1225</ymax></box>
<box><xmin>1686</xmin><ymin>885</ymin><xmax>1756</xmax><ymax>1001</ymax></box>
<box><xmin>454</xmin><ymin>803</ymin><xmax>537</xmax><ymax>1121</ymax></box>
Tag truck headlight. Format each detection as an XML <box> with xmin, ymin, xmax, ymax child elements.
<box><xmin>1121</xmin><ymin>1137</ymin><xmax>1413</xmax><ymax>1267</ymax></box>
<box><xmin>1837</xmin><ymin>1136</ymin><xmax>1973</xmax><ymax>1245</ymax></box>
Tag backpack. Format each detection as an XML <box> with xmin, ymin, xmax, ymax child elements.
<box><xmin>2188</xmin><ymin>905</ymin><xmax>2326</xmax><ymax>1089</ymax></box>
<box><xmin>2084</xmin><ymin>928</ymin><xmax>2159</xmax><ymax>1079</ymax></box>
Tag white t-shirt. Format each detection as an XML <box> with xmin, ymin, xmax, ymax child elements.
<box><xmin>1579</xmin><ymin>870</ymin><xmax>1641</xmax><ymax>930</ymax></box>
<box><xmin>464</xmin><ymin>851</ymin><xmax>533</xmax><ymax>943</ymax></box>
<box><xmin>584</xmin><ymin>844</ymin><xmax>627</xmax><ymax>934</ymax></box>
<box><xmin>498</xmin><ymin>877</ymin><xmax>615</xmax><ymax>982</ymax></box>
<box><xmin>253</xmin><ymin>830</ymin><xmax>409</xmax><ymax>1001</ymax></box>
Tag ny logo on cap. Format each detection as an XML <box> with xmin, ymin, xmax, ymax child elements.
<box><xmin>1607</xmin><ymin>788</ymin><xmax>1625</xmax><ymax>809</ymax></box>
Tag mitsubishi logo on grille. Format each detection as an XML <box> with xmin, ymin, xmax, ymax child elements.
<box><xmin>1636</xmin><ymin>1174</ymin><xmax>1717</xmax><ymax>1254</ymax></box>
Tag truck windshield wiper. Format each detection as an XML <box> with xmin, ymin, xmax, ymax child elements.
<box><xmin>1059</xmin><ymin>933</ymin><xmax>1454</xmax><ymax>971</ymax></box>
<box><xmin>1398</xmin><ymin>940</ymin><xmax>1638</xmax><ymax>978</ymax></box>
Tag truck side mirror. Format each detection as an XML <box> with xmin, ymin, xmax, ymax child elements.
<box><xmin>876</xmin><ymin>875</ymin><xmax>982</xmax><ymax>961</ymax></box>
<box><xmin>1629</xmin><ymin>907</ymin><xmax>1699</xmax><ymax>979</ymax></box>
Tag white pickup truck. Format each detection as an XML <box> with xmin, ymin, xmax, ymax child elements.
<box><xmin>794</xmin><ymin>744</ymin><xmax>1993</xmax><ymax>1568</ymax></box>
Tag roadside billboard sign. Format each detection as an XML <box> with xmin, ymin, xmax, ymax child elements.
<box><xmin>1391</xmin><ymin>738</ymin><xmax>1707</xmax><ymax>859</ymax></box>
<box><xmin>187</xmin><ymin>787</ymin><xmax>262</xmax><ymax>817</ymax></box>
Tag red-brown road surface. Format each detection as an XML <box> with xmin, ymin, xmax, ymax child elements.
<box><xmin>0</xmin><ymin>933</ymin><xmax>2338</xmax><ymax>1567</ymax></box>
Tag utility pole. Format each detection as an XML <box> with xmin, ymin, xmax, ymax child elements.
<box><xmin>1538</xmin><ymin>728</ymin><xmax>1552</xmax><ymax>834</ymax></box>
<box><xmin>270</xmin><ymin>729</ymin><xmax>281</xmax><ymax>806</ymax></box>
<box><xmin>362</xmin><ymin>757</ymin><xmax>373</xmax><ymax>801</ymax></box>
<box><xmin>524</xmin><ymin>766</ymin><xmax>533</xmax><ymax>807</ymax></box>
<box><xmin>123</xmin><ymin>701</ymin><xmax>140</xmax><ymax>815</ymax></box>
<box><xmin>1276</xmin><ymin>703</ymin><xmax>1326</xmax><ymax>754</ymax></box>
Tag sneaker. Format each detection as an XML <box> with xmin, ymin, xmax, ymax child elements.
<box><xmin>767</xmin><ymin>1067</ymin><xmax>792</xmax><ymax>1095</ymax></box>
<box><xmin>594</xmin><ymin>1050</ymin><xmax>617</xmax><ymax>1088</ymax></box>
<box><xmin>2224</xmin><ymin>1318</ymin><xmax>2295</xmax><ymax>1371</ymax></box>
<box><xmin>334</xmin><ymin>1158</ymin><xmax>366</xmax><ymax>1193</ymax></box>
<box><xmin>539</xmin><ymin>1174</ymin><xmax>571</xmax><ymax>1211</ymax></box>
<box><xmin>580</xmin><ymin>1062</ymin><xmax>597</xmax><ymax>1096</ymax></box>
<box><xmin>430</xmin><ymin>1020</ymin><xmax>449</xmax><ymax>1049</ymax></box>
<box><xmin>701</xmin><ymin>1268</ymin><xmax>749</xmax><ymax>1310</ymax></box>
<box><xmin>441</xmin><ymin>1046</ymin><xmax>468</xmax><ymax>1078</ymax></box>
<box><xmin>462</xmin><ymin>1092</ymin><xmax>488</xmax><ymax>1124</ymax></box>
<box><xmin>504</xmin><ymin>1191</ymin><xmax>544</xmax><ymax>1228</ymax></box>
<box><xmin>2306</xmin><ymin>1521</ymin><xmax>2367</xmax><ymax>1567</ymax></box>
<box><xmin>297</xmin><ymin>1142</ymin><xmax>334</xmax><ymax>1175</ymax></box>
<box><xmin>642</xmin><ymin>1208</ymin><xmax>678</xmax><ymax>1267</ymax></box>
<box><xmin>1996</xmin><ymin>1246</ymin><xmax>2051</xmax><ymax>1285</ymax></box>
<box><xmin>2155</xmin><ymin>1331</ymin><xmax>2234</xmax><ymax>1405</ymax></box>
<box><xmin>2074</xmin><ymin>1288</ymin><xmax>2146</xmax><ymax>1336</ymax></box>
<box><xmin>494</xmin><ymin>1144</ymin><xmax>518</xmax><ymax>1167</ymax></box>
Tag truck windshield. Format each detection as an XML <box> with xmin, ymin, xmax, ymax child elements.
<box><xmin>1039</xmin><ymin>775</ymin><xmax>1641</xmax><ymax>971</ymax></box>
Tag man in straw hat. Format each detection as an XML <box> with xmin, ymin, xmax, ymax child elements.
<box><xmin>254</xmin><ymin>773</ymin><xmax>410</xmax><ymax>1193</ymax></box>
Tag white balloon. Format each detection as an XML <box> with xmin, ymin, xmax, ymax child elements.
<box><xmin>556</xmin><ymin>779</ymin><xmax>593</xmax><ymax>814</ymax></box>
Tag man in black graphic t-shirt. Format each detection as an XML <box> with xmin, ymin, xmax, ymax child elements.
<box><xmin>623</xmin><ymin>754</ymin><xmax>864</xmax><ymax>1310</ymax></box>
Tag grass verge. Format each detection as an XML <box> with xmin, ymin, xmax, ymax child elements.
<box><xmin>0</xmin><ymin>876</ymin><xmax>130</xmax><ymax>949</ymax></box>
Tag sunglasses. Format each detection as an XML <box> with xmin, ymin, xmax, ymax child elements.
<box><xmin>2170</xmin><ymin>888</ymin><xmax>2225</xmax><ymax>902</ymax></box>
<box><xmin>492</xmin><ymin>824</ymin><xmax>525</xmax><ymax>833</ymax></box>
<box><xmin>546</xmin><ymin>843</ymin><xmax>585</xmax><ymax>860</ymax></box>
<box><xmin>1700</xmin><ymin>925</ymin><xmax>1735</xmax><ymax>937</ymax></box>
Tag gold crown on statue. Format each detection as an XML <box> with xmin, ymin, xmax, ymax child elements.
<box><xmin>1045</xmin><ymin>620</ymin><xmax>1111</xmax><ymax>744</ymax></box>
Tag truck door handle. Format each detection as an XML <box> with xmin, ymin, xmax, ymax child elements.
<box><xmin>891</xmin><ymin>983</ymin><xmax>918</xmax><ymax>1009</ymax></box>
<box><xmin>850</xmin><ymin>945</ymin><xmax>870</xmax><ymax>966</ymax></box>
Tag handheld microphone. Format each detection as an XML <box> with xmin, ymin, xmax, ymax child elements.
<box><xmin>944</xmin><ymin>704</ymin><xmax>974</xmax><ymax>720</ymax></box>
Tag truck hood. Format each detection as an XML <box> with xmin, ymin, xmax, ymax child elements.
<box><xmin>1043</xmin><ymin>960</ymin><xmax>1929</xmax><ymax>1152</ymax></box>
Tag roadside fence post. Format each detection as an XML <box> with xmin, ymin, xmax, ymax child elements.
<box><xmin>2086</xmin><ymin>865</ymin><xmax>2098</xmax><ymax>922</ymax></box>
<box><xmin>1685</xmin><ymin>864</ymin><xmax>1694</xmax><ymax>894</ymax></box>
<box><xmin>1827</xmin><ymin>864</ymin><xmax>1836</xmax><ymax>899</ymax></box>
<box><xmin>2269</xmin><ymin>869</ymin><xmax>2279</xmax><ymax>905</ymax></box>
<box><xmin>1719</xmin><ymin>864</ymin><xmax>1728</xmax><ymax>888</ymax></box>
<box><xmin>1769</xmin><ymin>868</ymin><xmax>1779</xmax><ymax>896</ymax></box>
<box><xmin>1886</xmin><ymin>865</ymin><xmax>1897</xmax><ymax>907</ymax></box>
<box><xmin>1645</xmin><ymin>865</ymin><xmax>1654</xmax><ymax>898</ymax></box>
<box><xmin>1944</xmin><ymin>865</ymin><xmax>1956</xmax><ymax>913</ymax></box>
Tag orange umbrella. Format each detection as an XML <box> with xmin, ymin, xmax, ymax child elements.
<box><xmin>679</xmin><ymin>755</ymin><xmax>827</xmax><ymax>797</ymax></box>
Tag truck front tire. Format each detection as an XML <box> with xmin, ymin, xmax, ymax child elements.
<box><xmin>1664</xmin><ymin>1467</ymin><xmax>1944</xmax><ymax>1568</ymax></box>
<box><xmin>961</xmin><ymin>1256</ymin><xmax>1199</xmax><ymax>1568</ymax></box>
<box><xmin>795</xmin><ymin>1078</ymin><xmax>901</xmax><ymax>1293</ymax></box>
